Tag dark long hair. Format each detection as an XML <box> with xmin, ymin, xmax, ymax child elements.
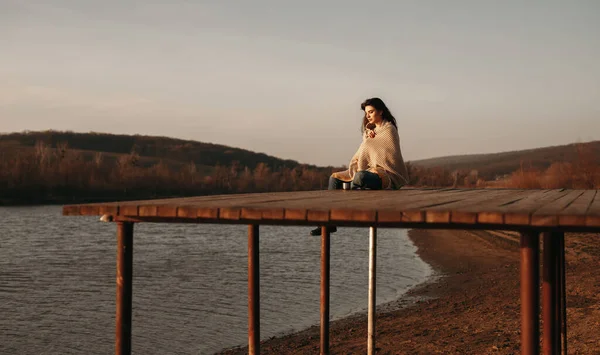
<box><xmin>360</xmin><ymin>97</ymin><xmax>397</xmax><ymax>132</ymax></box>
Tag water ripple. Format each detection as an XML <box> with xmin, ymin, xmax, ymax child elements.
<box><xmin>0</xmin><ymin>205</ymin><xmax>432</xmax><ymax>354</ymax></box>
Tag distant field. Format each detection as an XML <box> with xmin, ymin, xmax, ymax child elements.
<box><xmin>411</xmin><ymin>141</ymin><xmax>600</xmax><ymax>180</ymax></box>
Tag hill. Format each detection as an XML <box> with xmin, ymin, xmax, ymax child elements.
<box><xmin>0</xmin><ymin>130</ymin><xmax>597</xmax><ymax>204</ymax></box>
<box><xmin>0</xmin><ymin>130</ymin><xmax>337</xmax><ymax>205</ymax></box>
<box><xmin>411</xmin><ymin>141</ymin><xmax>600</xmax><ymax>180</ymax></box>
<box><xmin>0</xmin><ymin>130</ymin><xmax>326</xmax><ymax>172</ymax></box>
<box><xmin>3</xmin><ymin>130</ymin><xmax>598</xmax><ymax>180</ymax></box>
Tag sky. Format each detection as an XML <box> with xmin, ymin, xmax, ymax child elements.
<box><xmin>1</xmin><ymin>1</ymin><xmax>599</xmax><ymax>166</ymax></box>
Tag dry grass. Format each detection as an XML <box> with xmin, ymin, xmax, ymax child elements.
<box><xmin>0</xmin><ymin>141</ymin><xmax>332</xmax><ymax>204</ymax></box>
<box><xmin>500</xmin><ymin>144</ymin><xmax>600</xmax><ymax>189</ymax></box>
<box><xmin>1</xmin><ymin>140</ymin><xmax>598</xmax><ymax>204</ymax></box>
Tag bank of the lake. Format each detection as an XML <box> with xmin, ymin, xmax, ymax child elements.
<box><xmin>220</xmin><ymin>229</ymin><xmax>600</xmax><ymax>354</ymax></box>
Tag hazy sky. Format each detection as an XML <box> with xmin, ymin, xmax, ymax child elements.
<box><xmin>1</xmin><ymin>1</ymin><xmax>599</xmax><ymax>166</ymax></box>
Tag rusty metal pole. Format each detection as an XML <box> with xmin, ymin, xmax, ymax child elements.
<box><xmin>558</xmin><ymin>232</ymin><xmax>567</xmax><ymax>355</ymax></box>
<box><xmin>553</xmin><ymin>233</ymin><xmax>562</xmax><ymax>354</ymax></box>
<box><xmin>542</xmin><ymin>232</ymin><xmax>558</xmax><ymax>355</ymax></box>
<box><xmin>116</xmin><ymin>222</ymin><xmax>134</xmax><ymax>355</ymax></box>
<box><xmin>320</xmin><ymin>226</ymin><xmax>331</xmax><ymax>355</ymax></box>
<box><xmin>520</xmin><ymin>231</ymin><xmax>540</xmax><ymax>355</ymax></box>
<box><xmin>367</xmin><ymin>226</ymin><xmax>377</xmax><ymax>355</ymax></box>
<box><xmin>248</xmin><ymin>225</ymin><xmax>260</xmax><ymax>355</ymax></box>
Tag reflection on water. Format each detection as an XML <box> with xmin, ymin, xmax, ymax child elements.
<box><xmin>0</xmin><ymin>206</ymin><xmax>432</xmax><ymax>354</ymax></box>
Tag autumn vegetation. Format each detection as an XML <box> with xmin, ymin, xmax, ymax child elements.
<box><xmin>0</xmin><ymin>140</ymin><xmax>333</xmax><ymax>204</ymax></box>
<box><xmin>0</xmin><ymin>131</ymin><xmax>598</xmax><ymax>205</ymax></box>
<box><xmin>407</xmin><ymin>142</ymin><xmax>600</xmax><ymax>189</ymax></box>
<box><xmin>499</xmin><ymin>142</ymin><xmax>600</xmax><ymax>189</ymax></box>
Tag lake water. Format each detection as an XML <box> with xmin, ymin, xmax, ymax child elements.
<box><xmin>0</xmin><ymin>205</ymin><xmax>432</xmax><ymax>354</ymax></box>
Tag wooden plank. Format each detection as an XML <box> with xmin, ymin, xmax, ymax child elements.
<box><xmin>244</xmin><ymin>189</ymin><xmax>444</xmax><ymax>211</ymax></box>
<box><xmin>401</xmin><ymin>210</ymin><xmax>426</xmax><ymax>223</ymax></box>
<box><xmin>177</xmin><ymin>205</ymin><xmax>199</xmax><ymax>219</ymax></box>
<box><xmin>220</xmin><ymin>208</ymin><xmax>241</xmax><ymax>220</ymax></box>
<box><xmin>353</xmin><ymin>210</ymin><xmax>377</xmax><ymax>222</ymax></box>
<box><xmin>79</xmin><ymin>205</ymin><xmax>99</xmax><ymax>215</ymax></box>
<box><xmin>175</xmin><ymin>205</ymin><xmax>215</xmax><ymax>219</ymax></box>
<box><xmin>60</xmin><ymin>191</ymin><xmax>326</xmax><ymax>216</ymax></box>
<box><xmin>159</xmin><ymin>190</ymin><xmax>324</xmax><ymax>203</ymax></box>
<box><xmin>307</xmin><ymin>210</ymin><xmax>330</xmax><ymax>223</ymax></box>
<box><xmin>475</xmin><ymin>190</ymin><xmax>540</xmax><ymax>225</ymax></box>
<box><xmin>425</xmin><ymin>210</ymin><xmax>452</xmax><ymax>224</ymax></box>
<box><xmin>586</xmin><ymin>190</ymin><xmax>600</xmax><ymax>227</ymax></box>
<box><xmin>120</xmin><ymin>205</ymin><xmax>139</xmax><ymax>217</ymax></box>
<box><xmin>531</xmin><ymin>190</ymin><xmax>586</xmax><ymax>226</ymax></box>
<box><xmin>63</xmin><ymin>205</ymin><xmax>81</xmax><ymax>216</ymax></box>
<box><xmin>157</xmin><ymin>205</ymin><xmax>178</xmax><ymax>217</ymax></box>
<box><xmin>330</xmin><ymin>209</ymin><xmax>377</xmax><ymax>223</ymax></box>
<box><xmin>63</xmin><ymin>188</ymin><xmax>444</xmax><ymax>216</ymax></box>
<box><xmin>397</xmin><ymin>189</ymin><xmax>488</xmax><ymax>210</ymax></box>
<box><xmin>123</xmin><ymin>191</ymin><xmax>338</xmax><ymax>220</ymax></box>
<box><xmin>240</xmin><ymin>207</ymin><xmax>288</xmax><ymax>220</ymax></box>
<box><xmin>261</xmin><ymin>208</ymin><xmax>285</xmax><ymax>220</ymax></box>
<box><xmin>240</xmin><ymin>208</ymin><xmax>263</xmax><ymax>220</ymax></box>
<box><xmin>377</xmin><ymin>209</ymin><xmax>404</xmax><ymax>223</ymax></box>
<box><xmin>199</xmin><ymin>191</ymin><xmax>365</xmax><ymax>212</ymax></box>
<box><xmin>402</xmin><ymin>189</ymin><xmax>490</xmax><ymax>223</ymax></box>
<box><xmin>197</xmin><ymin>207</ymin><xmax>219</xmax><ymax>219</ymax></box>
<box><xmin>239</xmin><ymin>192</ymin><xmax>378</xmax><ymax>224</ymax></box>
<box><xmin>62</xmin><ymin>188</ymin><xmax>600</xmax><ymax>230</ymax></box>
<box><xmin>373</xmin><ymin>188</ymin><xmax>478</xmax><ymax>208</ymax></box>
<box><xmin>284</xmin><ymin>209</ymin><xmax>307</xmax><ymax>221</ymax></box>
<box><xmin>99</xmin><ymin>205</ymin><xmax>119</xmax><ymax>215</ymax></box>
<box><xmin>454</xmin><ymin>190</ymin><xmax>531</xmax><ymax>224</ymax></box>
<box><xmin>378</xmin><ymin>189</ymin><xmax>488</xmax><ymax>223</ymax></box>
<box><xmin>499</xmin><ymin>190</ymin><xmax>569</xmax><ymax>226</ymax></box>
<box><xmin>558</xmin><ymin>190</ymin><xmax>596</xmax><ymax>226</ymax></box>
<box><xmin>329</xmin><ymin>209</ymin><xmax>354</xmax><ymax>222</ymax></box>
<box><xmin>138</xmin><ymin>205</ymin><xmax>158</xmax><ymax>217</ymax></box>
<box><xmin>285</xmin><ymin>189</ymin><xmax>456</xmax><ymax>224</ymax></box>
<box><xmin>62</xmin><ymin>188</ymin><xmax>451</xmax><ymax>218</ymax></box>
<box><xmin>374</xmin><ymin>188</ymin><xmax>480</xmax><ymax>210</ymax></box>
<box><xmin>148</xmin><ymin>191</ymin><xmax>328</xmax><ymax>208</ymax></box>
<box><xmin>237</xmin><ymin>190</ymin><xmax>392</xmax><ymax>223</ymax></box>
<box><xmin>424</xmin><ymin>190</ymin><xmax>519</xmax><ymax>224</ymax></box>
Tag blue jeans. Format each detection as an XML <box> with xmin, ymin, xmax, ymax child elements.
<box><xmin>329</xmin><ymin>171</ymin><xmax>383</xmax><ymax>190</ymax></box>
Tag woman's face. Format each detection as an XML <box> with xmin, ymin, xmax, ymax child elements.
<box><xmin>364</xmin><ymin>105</ymin><xmax>383</xmax><ymax>125</ymax></box>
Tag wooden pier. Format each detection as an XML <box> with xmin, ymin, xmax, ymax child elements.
<box><xmin>63</xmin><ymin>188</ymin><xmax>600</xmax><ymax>355</ymax></box>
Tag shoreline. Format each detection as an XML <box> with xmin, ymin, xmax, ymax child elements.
<box><xmin>217</xmin><ymin>228</ymin><xmax>439</xmax><ymax>354</ymax></box>
<box><xmin>218</xmin><ymin>228</ymin><xmax>518</xmax><ymax>354</ymax></box>
<box><xmin>218</xmin><ymin>229</ymin><xmax>600</xmax><ymax>354</ymax></box>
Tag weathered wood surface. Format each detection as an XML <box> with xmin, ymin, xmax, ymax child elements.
<box><xmin>62</xmin><ymin>188</ymin><xmax>600</xmax><ymax>230</ymax></box>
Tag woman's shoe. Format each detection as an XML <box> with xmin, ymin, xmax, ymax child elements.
<box><xmin>310</xmin><ymin>226</ymin><xmax>337</xmax><ymax>236</ymax></box>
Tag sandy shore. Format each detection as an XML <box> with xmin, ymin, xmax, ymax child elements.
<box><xmin>219</xmin><ymin>229</ymin><xmax>600</xmax><ymax>354</ymax></box>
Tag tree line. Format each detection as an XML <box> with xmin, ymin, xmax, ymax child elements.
<box><xmin>1</xmin><ymin>141</ymin><xmax>598</xmax><ymax>205</ymax></box>
<box><xmin>0</xmin><ymin>141</ymin><xmax>333</xmax><ymax>205</ymax></box>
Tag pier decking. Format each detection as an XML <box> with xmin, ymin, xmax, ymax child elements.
<box><xmin>63</xmin><ymin>188</ymin><xmax>600</xmax><ymax>355</ymax></box>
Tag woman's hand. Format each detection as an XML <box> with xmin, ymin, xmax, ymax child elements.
<box><xmin>366</xmin><ymin>123</ymin><xmax>376</xmax><ymax>138</ymax></box>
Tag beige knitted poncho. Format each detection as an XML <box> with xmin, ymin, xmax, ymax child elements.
<box><xmin>331</xmin><ymin>121</ymin><xmax>409</xmax><ymax>189</ymax></box>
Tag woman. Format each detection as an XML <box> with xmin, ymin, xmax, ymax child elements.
<box><xmin>310</xmin><ymin>97</ymin><xmax>409</xmax><ymax>236</ymax></box>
